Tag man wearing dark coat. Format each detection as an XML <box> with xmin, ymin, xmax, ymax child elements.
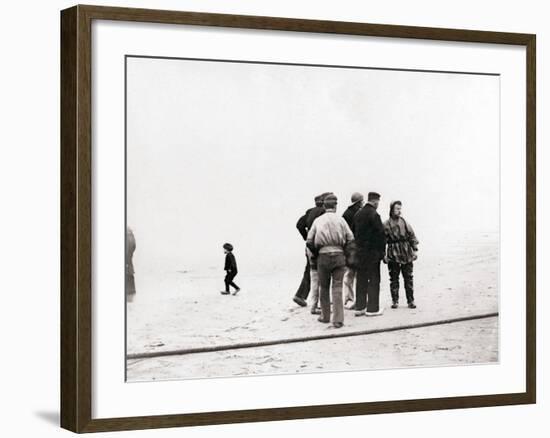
<box><xmin>293</xmin><ymin>193</ymin><xmax>330</xmax><ymax>307</ymax></box>
<box><xmin>353</xmin><ymin>192</ymin><xmax>386</xmax><ymax>316</ymax></box>
<box><xmin>342</xmin><ymin>192</ymin><xmax>364</xmax><ymax>232</ymax></box>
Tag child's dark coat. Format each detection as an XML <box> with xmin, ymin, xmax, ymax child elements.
<box><xmin>224</xmin><ymin>252</ymin><xmax>238</xmax><ymax>274</ymax></box>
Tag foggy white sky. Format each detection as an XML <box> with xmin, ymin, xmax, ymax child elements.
<box><xmin>126</xmin><ymin>57</ymin><xmax>499</xmax><ymax>275</ymax></box>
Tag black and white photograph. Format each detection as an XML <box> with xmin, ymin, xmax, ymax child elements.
<box><xmin>1</xmin><ymin>0</ymin><xmax>543</xmax><ymax>435</ymax></box>
<box><xmin>125</xmin><ymin>56</ymin><xmax>500</xmax><ymax>382</ymax></box>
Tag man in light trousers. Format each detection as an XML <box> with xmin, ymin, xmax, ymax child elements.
<box><xmin>307</xmin><ymin>246</ymin><xmax>321</xmax><ymax>315</ymax></box>
<box><xmin>342</xmin><ymin>192</ymin><xmax>364</xmax><ymax>307</ymax></box>
<box><xmin>306</xmin><ymin>194</ymin><xmax>354</xmax><ymax>328</ymax></box>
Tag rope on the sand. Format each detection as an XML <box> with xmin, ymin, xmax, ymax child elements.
<box><xmin>127</xmin><ymin>312</ymin><xmax>498</xmax><ymax>360</ymax></box>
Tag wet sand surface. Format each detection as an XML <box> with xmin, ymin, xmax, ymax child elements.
<box><xmin>127</xmin><ymin>233</ymin><xmax>498</xmax><ymax>381</ymax></box>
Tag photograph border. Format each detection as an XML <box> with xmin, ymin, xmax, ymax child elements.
<box><xmin>60</xmin><ymin>4</ymin><xmax>536</xmax><ymax>433</ymax></box>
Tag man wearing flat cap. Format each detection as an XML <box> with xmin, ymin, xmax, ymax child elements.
<box><xmin>306</xmin><ymin>194</ymin><xmax>354</xmax><ymax>328</ymax></box>
<box><xmin>342</xmin><ymin>192</ymin><xmax>364</xmax><ymax>306</ymax></box>
<box><xmin>353</xmin><ymin>192</ymin><xmax>386</xmax><ymax>316</ymax></box>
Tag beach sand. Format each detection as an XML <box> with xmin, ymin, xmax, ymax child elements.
<box><xmin>126</xmin><ymin>232</ymin><xmax>498</xmax><ymax>381</ymax></box>
<box><xmin>127</xmin><ymin>317</ymin><xmax>498</xmax><ymax>381</ymax></box>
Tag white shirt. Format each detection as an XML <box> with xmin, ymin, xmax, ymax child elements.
<box><xmin>306</xmin><ymin>210</ymin><xmax>354</xmax><ymax>253</ymax></box>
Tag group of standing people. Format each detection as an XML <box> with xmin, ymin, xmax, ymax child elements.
<box><xmin>293</xmin><ymin>191</ymin><xmax>419</xmax><ymax>328</ymax></box>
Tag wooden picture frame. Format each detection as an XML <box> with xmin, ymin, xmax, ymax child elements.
<box><xmin>61</xmin><ymin>4</ymin><xmax>536</xmax><ymax>433</ymax></box>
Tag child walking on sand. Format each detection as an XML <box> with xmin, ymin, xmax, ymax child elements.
<box><xmin>221</xmin><ymin>243</ymin><xmax>240</xmax><ymax>295</ymax></box>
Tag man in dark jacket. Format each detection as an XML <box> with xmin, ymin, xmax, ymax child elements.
<box><xmin>342</xmin><ymin>192</ymin><xmax>364</xmax><ymax>232</ymax></box>
<box><xmin>293</xmin><ymin>193</ymin><xmax>330</xmax><ymax>307</ymax></box>
<box><xmin>353</xmin><ymin>192</ymin><xmax>386</xmax><ymax>316</ymax></box>
<box><xmin>342</xmin><ymin>192</ymin><xmax>364</xmax><ymax>305</ymax></box>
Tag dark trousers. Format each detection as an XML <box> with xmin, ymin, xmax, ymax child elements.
<box><xmin>355</xmin><ymin>256</ymin><xmax>381</xmax><ymax>312</ymax></box>
<box><xmin>317</xmin><ymin>253</ymin><xmax>346</xmax><ymax>323</ymax></box>
<box><xmin>224</xmin><ymin>271</ymin><xmax>239</xmax><ymax>292</ymax></box>
<box><xmin>389</xmin><ymin>261</ymin><xmax>414</xmax><ymax>303</ymax></box>
<box><xmin>295</xmin><ymin>256</ymin><xmax>311</xmax><ymax>300</ymax></box>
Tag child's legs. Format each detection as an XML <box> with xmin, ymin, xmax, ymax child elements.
<box><xmin>224</xmin><ymin>272</ymin><xmax>238</xmax><ymax>292</ymax></box>
<box><xmin>228</xmin><ymin>272</ymin><xmax>239</xmax><ymax>290</ymax></box>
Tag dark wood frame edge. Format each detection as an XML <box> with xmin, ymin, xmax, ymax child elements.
<box><xmin>60</xmin><ymin>4</ymin><xmax>536</xmax><ymax>433</ymax></box>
